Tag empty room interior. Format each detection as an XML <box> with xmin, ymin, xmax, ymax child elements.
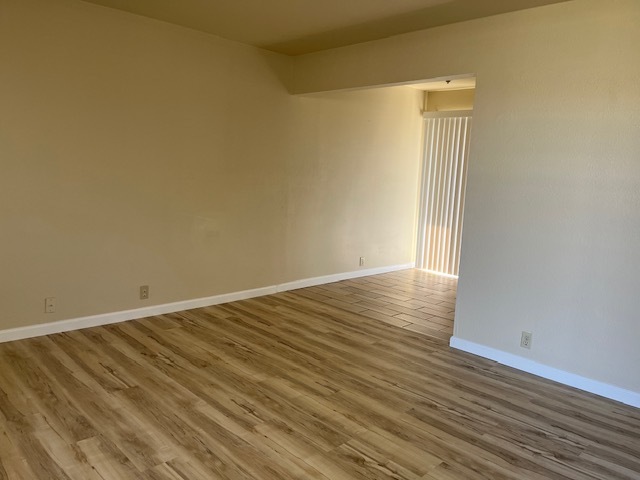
<box><xmin>1</xmin><ymin>0</ymin><xmax>640</xmax><ymax>478</ymax></box>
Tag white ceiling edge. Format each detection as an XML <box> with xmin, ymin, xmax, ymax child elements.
<box><xmin>407</xmin><ymin>77</ymin><xmax>476</xmax><ymax>92</ymax></box>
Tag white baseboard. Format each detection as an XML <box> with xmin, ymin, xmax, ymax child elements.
<box><xmin>0</xmin><ymin>286</ymin><xmax>278</xmax><ymax>345</ymax></box>
<box><xmin>0</xmin><ymin>263</ymin><xmax>414</xmax><ymax>344</ymax></box>
<box><xmin>449</xmin><ymin>336</ymin><xmax>640</xmax><ymax>409</ymax></box>
<box><xmin>276</xmin><ymin>263</ymin><xmax>415</xmax><ymax>292</ymax></box>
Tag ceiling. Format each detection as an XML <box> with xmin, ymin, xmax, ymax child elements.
<box><xmin>80</xmin><ymin>0</ymin><xmax>572</xmax><ymax>56</ymax></box>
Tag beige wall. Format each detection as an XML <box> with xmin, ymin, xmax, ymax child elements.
<box><xmin>294</xmin><ymin>0</ymin><xmax>640</xmax><ymax>394</ymax></box>
<box><xmin>284</xmin><ymin>88</ymin><xmax>423</xmax><ymax>281</ymax></box>
<box><xmin>425</xmin><ymin>89</ymin><xmax>475</xmax><ymax>112</ymax></box>
<box><xmin>0</xmin><ymin>0</ymin><xmax>423</xmax><ymax>330</ymax></box>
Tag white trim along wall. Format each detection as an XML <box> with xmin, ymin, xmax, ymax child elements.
<box><xmin>450</xmin><ymin>337</ymin><xmax>640</xmax><ymax>409</ymax></box>
<box><xmin>3</xmin><ymin>260</ymin><xmax>637</xmax><ymax>409</ymax></box>
<box><xmin>0</xmin><ymin>264</ymin><xmax>413</xmax><ymax>344</ymax></box>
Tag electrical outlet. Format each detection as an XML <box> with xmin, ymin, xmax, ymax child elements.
<box><xmin>359</xmin><ymin>256</ymin><xmax>365</xmax><ymax>267</ymax></box>
<box><xmin>45</xmin><ymin>297</ymin><xmax>56</xmax><ymax>313</ymax></box>
<box><xmin>520</xmin><ymin>331</ymin><xmax>532</xmax><ymax>349</ymax></box>
<box><xmin>140</xmin><ymin>285</ymin><xmax>149</xmax><ymax>300</ymax></box>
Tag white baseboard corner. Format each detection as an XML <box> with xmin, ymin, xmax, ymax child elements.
<box><xmin>449</xmin><ymin>336</ymin><xmax>640</xmax><ymax>409</ymax></box>
<box><xmin>0</xmin><ymin>263</ymin><xmax>414</xmax><ymax>345</ymax></box>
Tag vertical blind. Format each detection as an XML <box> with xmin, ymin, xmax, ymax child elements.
<box><xmin>416</xmin><ymin>112</ymin><xmax>472</xmax><ymax>276</ymax></box>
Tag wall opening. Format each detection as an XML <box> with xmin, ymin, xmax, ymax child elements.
<box><xmin>414</xmin><ymin>81</ymin><xmax>475</xmax><ymax>277</ymax></box>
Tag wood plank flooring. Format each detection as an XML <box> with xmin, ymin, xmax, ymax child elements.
<box><xmin>0</xmin><ymin>269</ymin><xmax>639</xmax><ymax>479</ymax></box>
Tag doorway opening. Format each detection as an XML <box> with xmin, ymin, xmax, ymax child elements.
<box><xmin>414</xmin><ymin>81</ymin><xmax>475</xmax><ymax>277</ymax></box>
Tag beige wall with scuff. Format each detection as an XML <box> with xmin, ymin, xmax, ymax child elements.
<box><xmin>425</xmin><ymin>89</ymin><xmax>475</xmax><ymax>112</ymax></box>
<box><xmin>294</xmin><ymin>0</ymin><xmax>640</xmax><ymax>394</ymax></box>
<box><xmin>0</xmin><ymin>0</ymin><xmax>423</xmax><ymax>330</ymax></box>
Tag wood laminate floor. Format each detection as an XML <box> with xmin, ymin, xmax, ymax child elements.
<box><xmin>0</xmin><ymin>269</ymin><xmax>639</xmax><ymax>479</ymax></box>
